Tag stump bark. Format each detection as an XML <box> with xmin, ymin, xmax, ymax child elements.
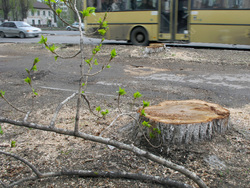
<box><xmin>133</xmin><ymin>100</ymin><xmax>230</xmax><ymax>145</ymax></box>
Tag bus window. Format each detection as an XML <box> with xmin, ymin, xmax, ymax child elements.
<box><xmin>192</xmin><ymin>0</ymin><xmax>250</xmax><ymax>9</ymax></box>
<box><xmin>177</xmin><ymin>0</ymin><xmax>188</xmax><ymax>33</ymax></box>
<box><xmin>160</xmin><ymin>0</ymin><xmax>170</xmax><ymax>33</ymax></box>
<box><xmin>136</xmin><ymin>0</ymin><xmax>157</xmax><ymax>10</ymax></box>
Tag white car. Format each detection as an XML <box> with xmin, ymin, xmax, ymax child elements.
<box><xmin>0</xmin><ymin>21</ymin><xmax>41</xmax><ymax>38</ymax></box>
<box><xmin>66</xmin><ymin>22</ymin><xmax>84</xmax><ymax>31</ymax></box>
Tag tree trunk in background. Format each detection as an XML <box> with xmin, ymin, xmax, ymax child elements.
<box><xmin>133</xmin><ymin>100</ymin><xmax>230</xmax><ymax>146</ymax></box>
<box><xmin>1</xmin><ymin>0</ymin><xmax>11</xmax><ymax>20</ymax></box>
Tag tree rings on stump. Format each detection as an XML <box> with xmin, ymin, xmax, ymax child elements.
<box><xmin>134</xmin><ymin>100</ymin><xmax>230</xmax><ymax>145</ymax></box>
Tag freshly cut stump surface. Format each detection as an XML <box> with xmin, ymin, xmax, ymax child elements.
<box><xmin>134</xmin><ymin>100</ymin><xmax>230</xmax><ymax>145</ymax></box>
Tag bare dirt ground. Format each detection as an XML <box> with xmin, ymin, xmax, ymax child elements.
<box><xmin>0</xmin><ymin>43</ymin><xmax>250</xmax><ymax>188</ymax></box>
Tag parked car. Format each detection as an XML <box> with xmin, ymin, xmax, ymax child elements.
<box><xmin>66</xmin><ymin>22</ymin><xmax>84</xmax><ymax>31</ymax></box>
<box><xmin>0</xmin><ymin>21</ymin><xmax>41</xmax><ymax>38</ymax></box>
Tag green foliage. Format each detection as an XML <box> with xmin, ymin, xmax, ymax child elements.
<box><xmin>142</xmin><ymin>121</ymin><xmax>151</xmax><ymax>128</ymax></box>
<box><xmin>0</xmin><ymin>90</ymin><xmax>5</xmax><ymax>98</ymax></box>
<box><xmin>96</xmin><ymin>106</ymin><xmax>101</xmax><ymax>112</ymax></box>
<box><xmin>143</xmin><ymin>100</ymin><xmax>150</xmax><ymax>108</ymax></box>
<box><xmin>11</xmin><ymin>141</ymin><xmax>16</xmax><ymax>148</ymax></box>
<box><xmin>133</xmin><ymin>91</ymin><xmax>142</xmax><ymax>99</ymax></box>
<box><xmin>24</xmin><ymin>77</ymin><xmax>31</xmax><ymax>84</ymax></box>
<box><xmin>0</xmin><ymin>125</ymin><xmax>3</xmax><ymax>135</ymax></box>
<box><xmin>39</xmin><ymin>35</ymin><xmax>47</xmax><ymax>44</ymax></box>
<box><xmin>117</xmin><ymin>87</ymin><xmax>126</xmax><ymax>96</ymax></box>
<box><xmin>110</xmin><ymin>49</ymin><xmax>117</xmax><ymax>59</ymax></box>
<box><xmin>81</xmin><ymin>7</ymin><xmax>96</xmax><ymax>17</ymax></box>
<box><xmin>56</xmin><ymin>8</ymin><xmax>62</xmax><ymax>15</ymax></box>
<box><xmin>106</xmin><ymin>65</ymin><xmax>111</xmax><ymax>68</ymax></box>
<box><xmin>101</xmin><ymin>109</ymin><xmax>109</xmax><ymax>117</ymax></box>
<box><xmin>54</xmin><ymin>56</ymin><xmax>58</xmax><ymax>61</ymax></box>
<box><xmin>141</xmin><ymin>109</ymin><xmax>146</xmax><ymax>116</ymax></box>
<box><xmin>46</xmin><ymin>44</ymin><xmax>58</xmax><ymax>53</ymax></box>
<box><xmin>153</xmin><ymin>128</ymin><xmax>161</xmax><ymax>134</ymax></box>
<box><xmin>98</xmin><ymin>29</ymin><xmax>107</xmax><ymax>36</ymax></box>
<box><xmin>32</xmin><ymin>88</ymin><xmax>38</xmax><ymax>96</ymax></box>
<box><xmin>149</xmin><ymin>132</ymin><xmax>155</xmax><ymax>139</ymax></box>
<box><xmin>94</xmin><ymin>59</ymin><xmax>98</xmax><ymax>65</ymax></box>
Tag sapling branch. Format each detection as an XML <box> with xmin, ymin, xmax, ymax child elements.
<box><xmin>50</xmin><ymin>92</ymin><xmax>77</xmax><ymax>127</ymax></box>
<box><xmin>0</xmin><ymin>94</ymin><xmax>26</xmax><ymax>114</ymax></box>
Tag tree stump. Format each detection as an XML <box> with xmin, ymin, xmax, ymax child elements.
<box><xmin>133</xmin><ymin>100</ymin><xmax>230</xmax><ymax>145</ymax></box>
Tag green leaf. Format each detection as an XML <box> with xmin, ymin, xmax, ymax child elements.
<box><xmin>33</xmin><ymin>57</ymin><xmax>40</xmax><ymax>65</ymax></box>
<box><xmin>0</xmin><ymin>125</ymin><xmax>3</xmax><ymax>135</ymax></box>
<box><xmin>0</xmin><ymin>90</ymin><xmax>5</xmax><ymax>98</ymax></box>
<box><xmin>25</xmin><ymin>68</ymin><xmax>30</xmax><ymax>74</ymax></box>
<box><xmin>32</xmin><ymin>65</ymin><xmax>38</xmax><ymax>71</ymax></box>
<box><xmin>133</xmin><ymin>91</ymin><xmax>142</xmax><ymax>99</ymax></box>
<box><xmin>141</xmin><ymin>109</ymin><xmax>146</xmax><ymax>116</ymax></box>
<box><xmin>32</xmin><ymin>88</ymin><xmax>38</xmax><ymax>96</ymax></box>
<box><xmin>82</xmin><ymin>91</ymin><xmax>85</xmax><ymax>94</ymax></box>
<box><xmin>117</xmin><ymin>87</ymin><xmax>126</xmax><ymax>96</ymax></box>
<box><xmin>48</xmin><ymin>44</ymin><xmax>58</xmax><ymax>52</ymax></box>
<box><xmin>149</xmin><ymin>132</ymin><xmax>155</xmax><ymax>139</ymax></box>
<box><xmin>94</xmin><ymin>59</ymin><xmax>98</xmax><ymax>65</ymax></box>
<box><xmin>142</xmin><ymin>121</ymin><xmax>151</xmax><ymax>128</ymax></box>
<box><xmin>106</xmin><ymin>64</ymin><xmax>111</xmax><ymax>68</ymax></box>
<box><xmin>85</xmin><ymin>59</ymin><xmax>90</xmax><ymax>65</ymax></box>
<box><xmin>96</xmin><ymin>106</ymin><xmax>101</xmax><ymax>112</ymax></box>
<box><xmin>11</xmin><ymin>141</ymin><xmax>16</xmax><ymax>148</ymax></box>
<box><xmin>24</xmin><ymin>77</ymin><xmax>31</xmax><ymax>84</ymax></box>
<box><xmin>56</xmin><ymin>8</ymin><xmax>62</xmax><ymax>15</ymax></box>
<box><xmin>102</xmin><ymin>21</ymin><xmax>108</xmax><ymax>28</ymax></box>
<box><xmin>54</xmin><ymin>55</ymin><xmax>58</xmax><ymax>61</ymax></box>
<box><xmin>87</xmin><ymin>7</ymin><xmax>96</xmax><ymax>14</ymax></box>
<box><xmin>98</xmin><ymin>29</ymin><xmax>106</xmax><ymax>36</ymax></box>
<box><xmin>101</xmin><ymin>109</ymin><xmax>109</xmax><ymax>116</ymax></box>
<box><xmin>82</xmin><ymin>7</ymin><xmax>96</xmax><ymax>17</ymax></box>
<box><xmin>110</xmin><ymin>48</ymin><xmax>117</xmax><ymax>58</ymax></box>
<box><xmin>82</xmin><ymin>83</ymin><xmax>85</xmax><ymax>87</ymax></box>
<box><xmin>143</xmin><ymin>100</ymin><xmax>150</xmax><ymax>108</ymax></box>
<box><xmin>38</xmin><ymin>35</ymin><xmax>47</xmax><ymax>44</ymax></box>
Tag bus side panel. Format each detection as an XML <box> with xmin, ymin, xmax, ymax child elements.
<box><xmin>86</xmin><ymin>11</ymin><xmax>159</xmax><ymax>41</ymax></box>
<box><xmin>190</xmin><ymin>10</ymin><xmax>250</xmax><ymax>45</ymax></box>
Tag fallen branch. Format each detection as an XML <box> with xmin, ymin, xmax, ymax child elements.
<box><xmin>0</xmin><ymin>117</ymin><xmax>207</xmax><ymax>188</ymax></box>
<box><xmin>0</xmin><ymin>150</ymin><xmax>192</xmax><ymax>188</ymax></box>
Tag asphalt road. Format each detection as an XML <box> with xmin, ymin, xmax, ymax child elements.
<box><xmin>0</xmin><ymin>30</ymin><xmax>127</xmax><ymax>45</ymax></box>
<box><xmin>0</xmin><ymin>34</ymin><xmax>250</xmax><ymax>109</ymax></box>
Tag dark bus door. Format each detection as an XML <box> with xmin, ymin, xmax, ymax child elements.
<box><xmin>159</xmin><ymin>0</ymin><xmax>189</xmax><ymax>41</ymax></box>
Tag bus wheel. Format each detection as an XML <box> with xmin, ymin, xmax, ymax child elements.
<box><xmin>131</xmin><ymin>27</ymin><xmax>149</xmax><ymax>46</ymax></box>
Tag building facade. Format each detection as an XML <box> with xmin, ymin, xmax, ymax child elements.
<box><xmin>26</xmin><ymin>1</ymin><xmax>56</xmax><ymax>27</ymax></box>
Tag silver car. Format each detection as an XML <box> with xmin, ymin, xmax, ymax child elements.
<box><xmin>66</xmin><ymin>22</ymin><xmax>84</xmax><ymax>31</ymax></box>
<box><xmin>0</xmin><ymin>21</ymin><xmax>41</xmax><ymax>38</ymax></box>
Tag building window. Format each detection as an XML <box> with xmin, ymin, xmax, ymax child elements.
<box><xmin>32</xmin><ymin>20</ymin><xmax>35</xmax><ymax>25</ymax></box>
<box><xmin>31</xmin><ymin>11</ymin><xmax>34</xmax><ymax>16</ymax></box>
<box><xmin>37</xmin><ymin>11</ymin><xmax>40</xmax><ymax>16</ymax></box>
<box><xmin>38</xmin><ymin>20</ymin><xmax>41</xmax><ymax>25</ymax></box>
<box><xmin>43</xmin><ymin>11</ymin><xmax>46</xmax><ymax>16</ymax></box>
<box><xmin>48</xmin><ymin>11</ymin><xmax>51</xmax><ymax>16</ymax></box>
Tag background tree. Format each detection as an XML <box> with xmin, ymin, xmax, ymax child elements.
<box><xmin>10</xmin><ymin>0</ymin><xmax>20</xmax><ymax>21</ymax></box>
<box><xmin>0</xmin><ymin>0</ymin><xmax>11</xmax><ymax>20</ymax></box>
<box><xmin>19</xmin><ymin>0</ymin><xmax>35</xmax><ymax>21</ymax></box>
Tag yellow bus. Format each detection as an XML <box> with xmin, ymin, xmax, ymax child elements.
<box><xmin>85</xmin><ymin>0</ymin><xmax>250</xmax><ymax>45</ymax></box>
